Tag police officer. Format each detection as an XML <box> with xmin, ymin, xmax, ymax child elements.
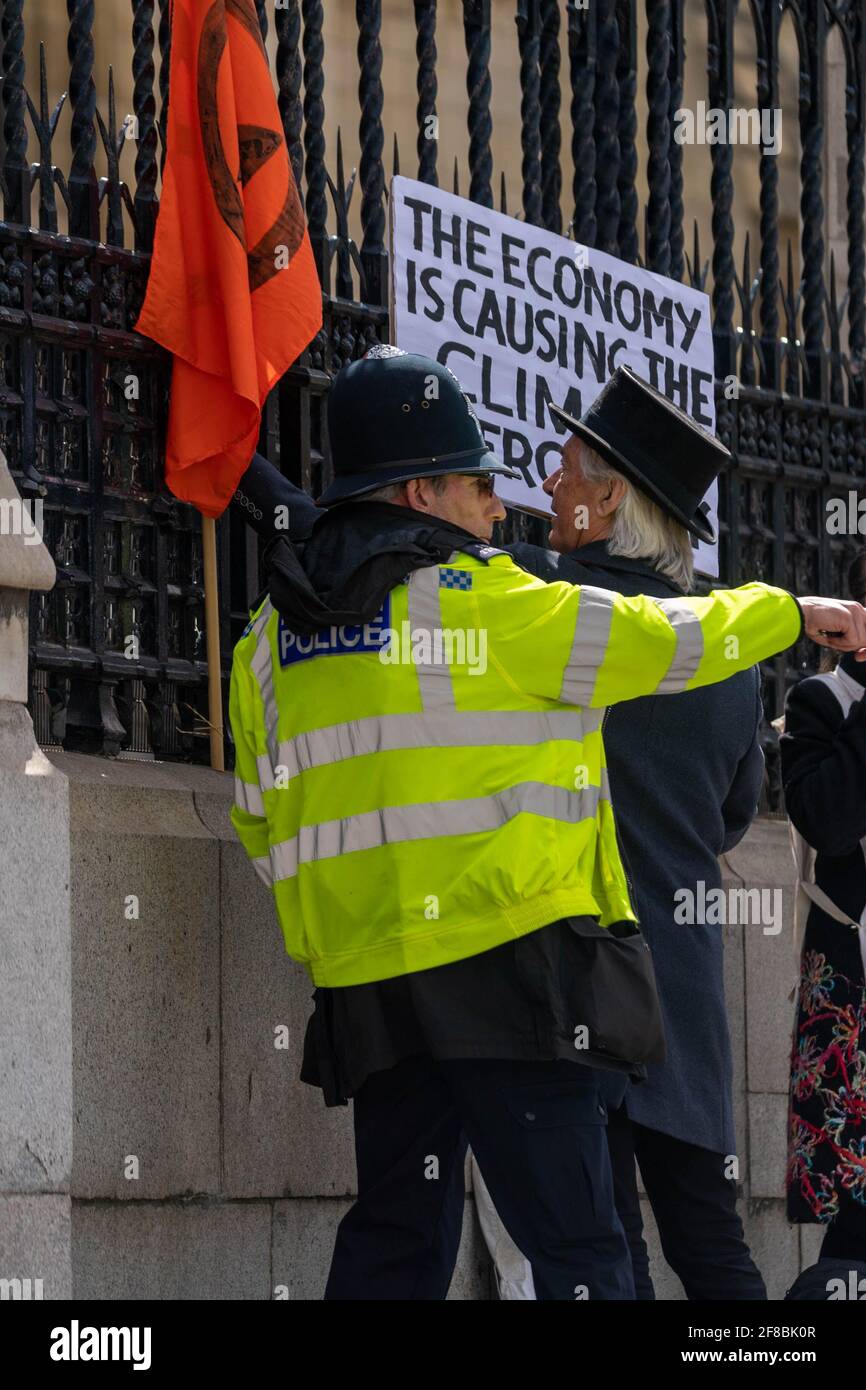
<box><xmin>229</xmin><ymin>348</ymin><xmax>866</xmax><ymax>1301</ymax></box>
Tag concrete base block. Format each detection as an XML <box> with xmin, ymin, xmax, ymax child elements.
<box><xmin>221</xmin><ymin>840</ymin><xmax>356</xmax><ymax>1199</ymax></box>
<box><xmin>799</xmin><ymin>1221</ymin><xmax>825</xmax><ymax>1271</ymax></box>
<box><xmin>73</xmin><ymin>1201</ymin><xmax>271</xmax><ymax>1299</ymax></box>
<box><xmin>52</xmin><ymin>753</ymin><xmax>222</xmax><ymax>1200</ymax></box>
<box><xmin>272</xmin><ymin>1198</ymin><xmax>348</xmax><ymax>1300</ymax></box>
<box><xmin>748</xmin><ymin>1093</ymin><xmax>789</xmax><ymax>1200</ymax></box>
<box><xmin>0</xmin><ymin>704</ymin><xmax>71</xmax><ymax>1193</ymax></box>
<box><xmin>0</xmin><ymin>1194</ymin><xmax>71</xmax><ymax>1298</ymax></box>
<box><xmin>725</xmin><ymin>820</ymin><xmax>798</xmax><ymax>1095</ymax></box>
<box><xmin>721</xmin><ymin>915</ymin><xmax>747</xmax><ymax>1153</ymax></box>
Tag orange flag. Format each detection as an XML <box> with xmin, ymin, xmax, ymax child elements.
<box><xmin>135</xmin><ymin>0</ymin><xmax>322</xmax><ymax>517</ymax></box>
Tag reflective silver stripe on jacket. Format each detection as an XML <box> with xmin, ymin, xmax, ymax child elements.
<box><xmin>406</xmin><ymin>562</ymin><xmax>456</xmax><ymax>711</ymax></box>
<box><xmin>559</xmin><ymin>586</ymin><xmax>616</xmax><ymax>706</ymax></box>
<box><xmin>256</xmin><ymin>707</ymin><xmax>603</xmax><ymax>789</ymax></box>
<box><xmin>268</xmin><ymin>780</ymin><xmax>604</xmax><ymax>882</ymax></box>
<box><xmin>234</xmin><ymin>776</ymin><xmax>265</xmax><ymax>817</ymax></box>
<box><xmin>248</xmin><ymin>599</ymin><xmax>280</xmax><ymax>765</ymax></box>
<box><xmin>651</xmin><ymin>597</ymin><xmax>705</xmax><ymax>692</ymax></box>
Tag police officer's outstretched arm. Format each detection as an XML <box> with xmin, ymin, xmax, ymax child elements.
<box><xmin>480</xmin><ymin>559</ymin><xmax>866</xmax><ymax>709</ymax></box>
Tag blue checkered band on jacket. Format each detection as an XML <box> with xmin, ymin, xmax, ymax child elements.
<box><xmin>439</xmin><ymin>568</ymin><xmax>473</xmax><ymax>590</ymax></box>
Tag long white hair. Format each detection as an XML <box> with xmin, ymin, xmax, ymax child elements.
<box><xmin>579</xmin><ymin>443</ymin><xmax>695</xmax><ymax>594</ymax></box>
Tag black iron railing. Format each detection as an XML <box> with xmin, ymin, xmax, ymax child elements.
<box><xmin>0</xmin><ymin>0</ymin><xmax>862</xmax><ymax>808</ymax></box>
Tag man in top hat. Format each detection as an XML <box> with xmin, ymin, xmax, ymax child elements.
<box><xmin>228</xmin><ymin>348</ymin><xmax>866</xmax><ymax>1300</ymax></box>
<box><xmin>471</xmin><ymin>364</ymin><xmax>770</xmax><ymax>1299</ymax></box>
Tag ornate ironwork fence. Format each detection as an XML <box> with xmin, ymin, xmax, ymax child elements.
<box><xmin>1</xmin><ymin>0</ymin><xmax>864</xmax><ymax>804</ymax></box>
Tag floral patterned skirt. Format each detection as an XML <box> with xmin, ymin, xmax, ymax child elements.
<box><xmin>787</xmin><ymin>915</ymin><xmax>866</xmax><ymax>1225</ymax></box>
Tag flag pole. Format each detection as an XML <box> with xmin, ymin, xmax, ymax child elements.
<box><xmin>202</xmin><ymin>515</ymin><xmax>225</xmax><ymax>771</ymax></box>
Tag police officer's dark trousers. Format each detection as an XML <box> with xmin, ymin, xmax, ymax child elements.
<box><xmin>324</xmin><ymin>1054</ymin><xmax>635</xmax><ymax>1300</ymax></box>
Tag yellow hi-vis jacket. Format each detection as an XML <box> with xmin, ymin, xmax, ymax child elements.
<box><xmin>229</xmin><ymin>547</ymin><xmax>801</xmax><ymax>986</ymax></box>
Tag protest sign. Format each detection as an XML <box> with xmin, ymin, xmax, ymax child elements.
<box><xmin>390</xmin><ymin>175</ymin><xmax>719</xmax><ymax>576</ymax></box>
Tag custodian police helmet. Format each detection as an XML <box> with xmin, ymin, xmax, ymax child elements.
<box><xmin>318</xmin><ymin>345</ymin><xmax>520</xmax><ymax>505</ymax></box>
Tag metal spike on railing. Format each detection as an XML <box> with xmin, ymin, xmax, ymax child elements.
<box><xmin>453</xmin><ymin>155</ymin><xmax>460</xmax><ymax>196</ymax></box>
<box><xmin>383</xmin><ymin>133</ymin><xmax>399</xmax><ymax>206</ymax></box>
<box><xmin>824</xmin><ymin>250</ymin><xmax>849</xmax><ymax>407</ymax></box>
<box><xmin>779</xmin><ymin>240</ymin><xmax>808</xmax><ymax>394</ymax></box>
<box><xmin>733</xmin><ymin>232</ymin><xmax>765</xmax><ymax>386</ymax></box>
<box><xmin>500</xmin><ymin>170</ymin><xmax>508</xmax><ymax>216</ymax></box>
<box><xmin>95</xmin><ymin>67</ymin><xmax>133</xmax><ymax>248</ymax></box>
<box><xmin>27</xmin><ymin>45</ymin><xmax>67</xmax><ymax>231</ymax></box>
<box><xmin>325</xmin><ymin>126</ymin><xmax>363</xmax><ymax>301</ymax></box>
<box><xmin>684</xmin><ymin>219</ymin><xmax>709</xmax><ymax>293</ymax></box>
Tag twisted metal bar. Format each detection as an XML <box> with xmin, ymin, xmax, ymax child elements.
<box><xmin>130</xmin><ymin>0</ymin><xmax>158</xmax><ymax>251</ymax></box>
<box><xmin>1</xmin><ymin>0</ymin><xmax>27</xmax><ymax>222</ymax></box>
<box><xmin>255</xmin><ymin>0</ymin><xmax>268</xmax><ymax>42</ymax></box>
<box><xmin>593</xmin><ymin>0</ymin><xmax>620</xmax><ymax>256</ymax></box>
<box><xmin>157</xmin><ymin>0</ymin><xmax>171</xmax><ymax>174</ymax></box>
<box><xmin>707</xmin><ymin>3</ymin><xmax>735</xmax><ymax>375</ymax></box>
<box><xmin>667</xmin><ymin>0</ymin><xmax>685</xmax><ymax>278</ymax></box>
<box><xmin>276</xmin><ymin>0</ymin><xmax>303</xmax><ymax>192</ymax></box>
<box><xmin>798</xmin><ymin>4</ymin><xmax>826</xmax><ymax>399</ymax></box>
<box><xmin>615</xmin><ymin>0</ymin><xmax>637</xmax><ymax>262</ymax></box>
<box><xmin>756</xmin><ymin>0</ymin><xmax>780</xmax><ymax>387</ymax></box>
<box><xmin>539</xmin><ymin>0</ymin><xmax>561</xmax><ymax>233</ymax></box>
<box><xmin>414</xmin><ymin>0</ymin><xmax>438</xmax><ymax>186</ymax></box>
<box><xmin>567</xmin><ymin>1</ymin><xmax>596</xmax><ymax>246</ymax></box>
<box><xmin>66</xmin><ymin>0</ymin><xmax>97</xmax><ymax>236</ymax></box>
<box><xmin>303</xmin><ymin>0</ymin><xmax>327</xmax><ymax>255</ymax></box>
<box><xmin>517</xmin><ymin>0</ymin><xmax>542</xmax><ymax>226</ymax></box>
<box><xmin>463</xmin><ymin>0</ymin><xmax>493</xmax><ymax>208</ymax></box>
<box><xmin>846</xmin><ymin>65</ymin><xmax>866</xmax><ymax>396</ymax></box>
<box><xmin>645</xmin><ymin>0</ymin><xmax>671</xmax><ymax>272</ymax></box>
<box><xmin>356</xmin><ymin>0</ymin><xmax>386</xmax><ymax>303</ymax></box>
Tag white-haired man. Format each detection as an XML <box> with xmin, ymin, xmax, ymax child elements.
<box><xmin>474</xmin><ymin>368</ymin><xmax>771</xmax><ymax>1300</ymax></box>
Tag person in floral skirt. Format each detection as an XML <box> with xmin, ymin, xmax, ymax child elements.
<box><xmin>782</xmin><ymin>549</ymin><xmax>866</xmax><ymax>1285</ymax></box>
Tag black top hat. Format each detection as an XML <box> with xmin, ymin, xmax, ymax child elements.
<box><xmin>548</xmin><ymin>365</ymin><xmax>728</xmax><ymax>543</ymax></box>
<box><xmin>319</xmin><ymin>346</ymin><xmax>521</xmax><ymax>505</ymax></box>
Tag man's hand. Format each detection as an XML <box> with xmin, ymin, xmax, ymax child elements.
<box><xmin>798</xmin><ymin>596</ymin><xmax>866</xmax><ymax>660</ymax></box>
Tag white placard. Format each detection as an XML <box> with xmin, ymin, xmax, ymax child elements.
<box><xmin>390</xmin><ymin>174</ymin><xmax>719</xmax><ymax>578</ymax></box>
